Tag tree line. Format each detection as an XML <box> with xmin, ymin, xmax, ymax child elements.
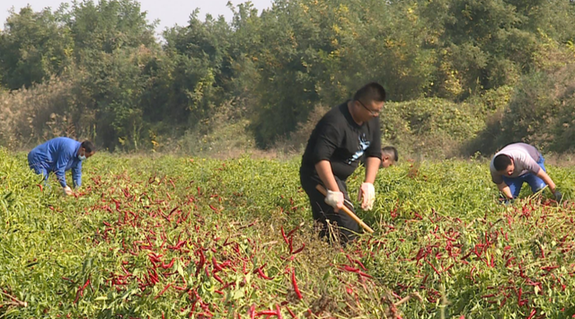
<box><xmin>1</xmin><ymin>0</ymin><xmax>574</xmax><ymax>154</ymax></box>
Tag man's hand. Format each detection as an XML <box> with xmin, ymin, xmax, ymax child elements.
<box><xmin>325</xmin><ymin>190</ymin><xmax>344</xmax><ymax>212</ymax></box>
<box><xmin>63</xmin><ymin>186</ymin><xmax>73</xmax><ymax>196</ymax></box>
<box><xmin>554</xmin><ymin>190</ymin><xmax>563</xmax><ymax>202</ymax></box>
<box><xmin>497</xmin><ymin>183</ymin><xmax>514</xmax><ymax>200</ymax></box>
<box><xmin>358</xmin><ymin>182</ymin><xmax>375</xmax><ymax>210</ymax></box>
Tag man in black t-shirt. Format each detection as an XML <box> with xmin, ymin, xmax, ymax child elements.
<box><xmin>300</xmin><ymin>82</ymin><xmax>385</xmax><ymax>244</ymax></box>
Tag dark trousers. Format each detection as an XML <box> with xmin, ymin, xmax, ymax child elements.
<box><xmin>300</xmin><ymin>168</ymin><xmax>361</xmax><ymax>244</ymax></box>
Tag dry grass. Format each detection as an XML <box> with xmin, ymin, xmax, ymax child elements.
<box><xmin>0</xmin><ymin>76</ymin><xmax>92</xmax><ymax>150</ymax></box>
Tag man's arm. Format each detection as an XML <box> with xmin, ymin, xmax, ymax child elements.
<box><xmin>54</xmin><ymin>160</ymin><xmax>68</xmax><ymax>188</ymax></box>
<box><xmin>72</xmin><ymin>161</ymin><xmax>82</xmax><ymax>189</ymax></box>
<box><xmin>315</xmin><ymin>160</ymin><xmax>340</xmax><ymax>192</ymax></box>
<box><xmin>497</xmin><ymin>182</ymin><xmax>514</xmax><ymax>199</ymax></box>
<box><xmin>536</xmin><ymin>169</ymin><xmax>556</xmax><ymax>193</ymax></box>
<box><xmin>311</xmin><ymin>122</ymin><xmax>341</xmax><ymax>192</ymax></box>
<box><xmin>364</xmin><ymin>156</ymin><xmax>381</xmax><ymax>184</ymax></box>
<box><xmin>315</xmin><ymin>160</ymin><xmax>344</xmax><ymax>211</ymax></box>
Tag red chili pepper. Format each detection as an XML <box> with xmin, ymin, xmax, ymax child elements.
<box><xmin>161</xmin><ymin>258</ymin><xmax>175</xmax><ymax>269</ymax></box>
<box><xmin>526</xmin><ymin>308</ymin><xmax>536</xmax><ymax>319</ymax></box>
<box><xmin>73</xmin><ymin>278</ymin><xmax>91</xmax><ymax>303</ymax></box>
<box><xmin>149</xmin><ymin>268</ymin><xmax>159</xmax><ymax>283</ymax></box>
<box><xmin>425</xmin><ymin>258</ymin><xmax>441</xmax><ymax>277</ymax></box>
<box><xmin>253</xmin><ymin>263</ymin><xmax>268</xmax><ymax>274</ymax></box>
<box><xmin>291</xmin><ymin>243</ymin><xmax>305</xmax><ymax>255</ymax></box>
<box><xmin>355</xmin><ymin>259</ymin><xmax>367</xmax><ymax>271</ymax></box>
<box><xmin>212</xmin><ymin>257</ymin><xmax>223</xmax><ymax>272</ymax></box>
<box><xmin>281</xmin><ymin>227</ymin><xmax>289</xmax><ymax>245</ymax></box>
<box><xmin>213</xmin><ymin>272</ymin><xmax>224</xmax><ymax>284</ymax></box>
<box><xmin>342</xmin><ymin>265</ymin><xmax>360</xmax><ymax>273</ymax></box>
<box><xmin>286</xmin><ymin>306</ymin><xmax>297</xmax><ymax>318</ymax></box>
<box><xmin>196</xmin><ymin>250</ymin><xmax>206</xmax><ymax>276</ymax></box>
<box><xmin>257</xmin><ymin>268</ymin><xmax>274</xmax><ymax>280</ymax></box>
<box><xmin>287</xmin><ymin>227</ymin><xmax>299</xmax><ymax>237</ymax></box>
<box><xmin>155</xmin><ymin>283</ymin><xmax>172</xmax><ymax>299</ymax></box>
<box><xmin>291</xmin><ymin>269</ymin><xmax>303</xmax><ymax>299</ymax></box>
<box><xmin>169</xmin><ymin>240</ymin><xmax>187</xmax><ymax>250</ymax></box>
<box><xmin>174</xmin><ymin>282</ymin><xmax>187</xmax><ymax>291</ymax></box>
<box><xmin>149</xmin><ymin>253</ymin><xmax>163</xmax><ymax>263</ymax></box>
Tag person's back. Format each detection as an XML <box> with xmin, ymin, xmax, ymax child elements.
<box><xmin>489</xmin><ymin>143</ymin><xmax>541</xmax><ymax>181</ymax></box>
<box><xmin>489</xmin><ymin>142</ymin><xmax>561</xmax><ymax>201</ymax></box>
<box><xmin>28</xmin><ymin>137</ymin><xmax>96</xmax><ymax>195</ymax></box>
<box><xmin>29</xmin><ymin>137</ymin><xmax>80</xmax><ymax>170</ymax></box>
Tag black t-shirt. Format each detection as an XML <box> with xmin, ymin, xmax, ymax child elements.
<box><xmin>301</xmin><ymin>101</ymin><xmax>382</xmax><ymax>181</ymax></box>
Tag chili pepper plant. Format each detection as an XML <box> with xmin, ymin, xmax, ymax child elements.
<box><xmin>0</xmin><ymin>149</ymin><xmax>574</xmax><ymax>318</ymax></box>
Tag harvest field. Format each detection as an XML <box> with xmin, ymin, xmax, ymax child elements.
<box><xmin>1</xmin><ymin>149</ymin><xmax>575</xmax><ymax>318</ymax></box>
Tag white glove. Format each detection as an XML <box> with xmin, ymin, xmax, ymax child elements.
<box><xmin>325</xmin><ymin>190</ymin><xmax>344</xmax><ymax>212</ymax></box>
<box><xmin>358</xmin><ymin>183</ymin><xmax>375</xmax><ymax>210</ymax></box>
<box><xmin>63</xmin><ymin>186</ymin><xmax>73</xmax><ymax>196</ymax></box>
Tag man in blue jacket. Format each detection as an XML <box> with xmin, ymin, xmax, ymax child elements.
<box><xmin>28</xmin><ymin>137</ymin><xmax>96</xmax><ymax>195</ymax></box>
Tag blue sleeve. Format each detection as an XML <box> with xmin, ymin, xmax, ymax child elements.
<box><xmin>53</xmin><ymin>137</ymin><xmax>80</xmax><ymax>188</ymax></box>
<box><xmin>72</xmin><ymin>161</ymin><xmax>82</xmax><ymax>188</ymax></box>
<box><xmin>54</xmin><ymin>156</ymin><xmax>69</xmax><ymax>188</ymax></box>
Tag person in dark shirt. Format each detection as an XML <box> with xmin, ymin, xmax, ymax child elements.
<box><xmin>300</xmin><ymin>82</ymin><xmax>385</xmax><ymax>244</ymax></box>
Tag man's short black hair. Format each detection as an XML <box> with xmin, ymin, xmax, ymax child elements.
<box><xmin>493</xmin><ymin>154</ymin><xmax>512</xmax><ymax>171</ymax></box>
<box><xmin>382</xmin><ymin>146</ymin><xmax>398</xmax><ymax>162</ymax></box>
<box><xmin>353</xmin><ymin>82</ymin><xmax>386</xmax><ymax>103</ymax></box>
<box><xmin>81</xmin><ymin>140</ymin><xmax>96</xmax><ymax>153</ymax></box>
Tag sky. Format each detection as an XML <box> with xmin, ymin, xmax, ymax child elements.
<box><xmin>1</xmin><ymin>0</ymin><xmax>273</xmax><ymax>35</ymax></box>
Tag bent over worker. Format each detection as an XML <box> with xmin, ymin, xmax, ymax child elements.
<box><xmin>28</xmin><ymin>137</ymin><xmax>96</xmax><ymax>195</ymax></box>
<box><xmin>490</xmin><ymin>142</ymin><xmax>561</xmax><ymax>201</ymax></box>
<box><xmin>380</xmin><ymin>146</ymin><xmax>398</xmax><ymax>168</ymax></box>
<box><xmin>300</xmin><ymin>82</ymin><xmax>385</xmax><ymax>244</ymax></box>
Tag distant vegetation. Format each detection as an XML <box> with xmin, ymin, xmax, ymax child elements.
<box><xmin>1</xmin><ymin>0</ymin><xmax>574</xmax><ymax>156</ymax></box>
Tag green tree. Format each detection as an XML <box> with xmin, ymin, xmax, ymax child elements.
<box><xmin>0</xmin><ymin>6</ymin><xmax>73</xmax><ymax>89</ymax></box>
<box><xmin>247</xmin><ymin>0</ymin><xmax>436</xmax><ymax>147</ymax></box>
<box><xmin>160</xmin><ymin>11</ymin><xmax>232</xmax><ymax>128</ymax></box>
<box><xmin>62</xmin><ymin>0</ymin><xmax>157</xmax><ymax>59</ymax></box>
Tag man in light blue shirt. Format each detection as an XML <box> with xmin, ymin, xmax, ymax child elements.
<box><xmin>490</xmin><ymin>142</ymin><xmax>561</xmax><ymax>201</ymax></box>
<box><xmin>28</xmin><ymin>137</ymin><xmax>96</xmax><ymax>195</ymax></box>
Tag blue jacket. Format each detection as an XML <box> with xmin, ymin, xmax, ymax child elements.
<box><xmin>28</xmin><ymin>137</ymin><xmax>83</xmax><ymax>188</ymax></box>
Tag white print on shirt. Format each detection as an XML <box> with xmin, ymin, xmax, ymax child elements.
<box><xmin>347</xmin><ymin>134</ymin><xmax>370</xmax><ymax>164</ymax></box>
